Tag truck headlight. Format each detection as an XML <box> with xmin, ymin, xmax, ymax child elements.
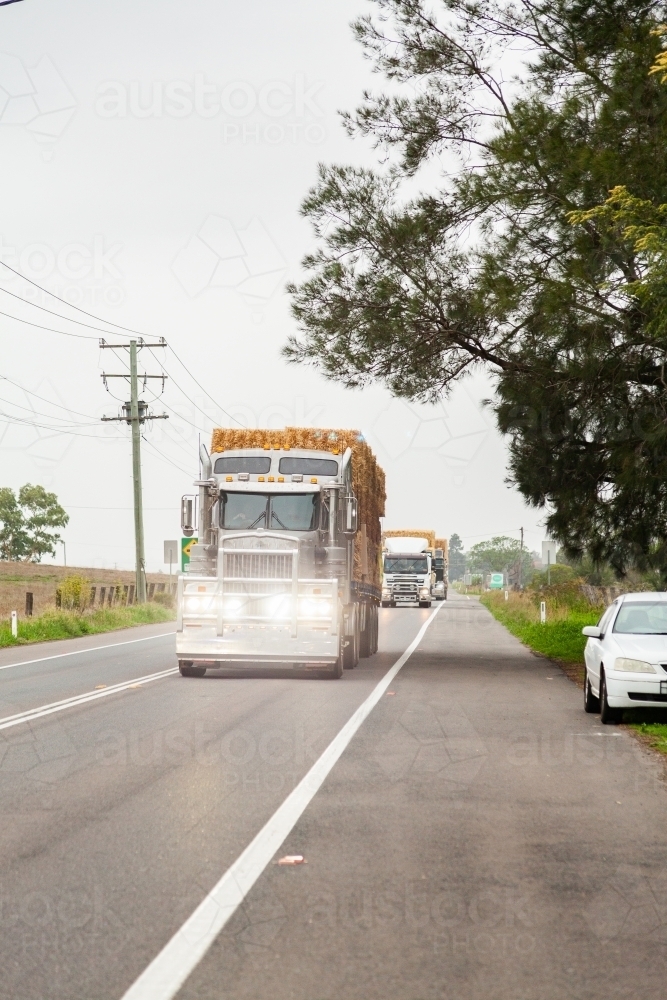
<box><xmin>614</xmin><ymin>657</ymin><xmax>656</xmax><ymax>673</ymax></box>
<box><xmin>419</xmin><ymin>587</ymin><xmax>430</xmax><ymax>597</ymax></box>
<box><xmin>299</xmin><ymin>598</ymin><xmax>332</xmax><ymax>617</ymax></box>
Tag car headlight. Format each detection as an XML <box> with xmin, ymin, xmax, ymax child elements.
<box><xmin>614</xmin><ymin>657</ymin><xmax>656</xmax><ymax>673</ymax></box>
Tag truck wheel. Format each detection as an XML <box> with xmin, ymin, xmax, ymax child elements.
<box><xmin>179</xmin><ymin>662</ymin><xmax>206</xmax><ymax>678</ymax></box>
<box><xmin>359</xmin><ymin>608</ymin><xmax>372</xmax><ymax>658</ymax></box>
<box><xmin>419</xmin><ymin>601</ymin><xmax>431</xmax><ymax>609</ymax></box>
<box><xmin>343</xmin><ymin>627</ymin><xmax>359</xmax><ymax>669</ymax></box>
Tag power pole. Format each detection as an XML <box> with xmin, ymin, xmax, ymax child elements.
<box><xmin>518</xmin><ymin>526</ymin><xmax>524</xmax><ymax>589</ymax></box>
<box><xmin>100</xmin><ymin>338</ymin><xmax>168</xmax><ymax>602</ymax></box>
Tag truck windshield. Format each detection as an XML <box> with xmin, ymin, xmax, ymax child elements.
<box><xmin>220</xmin><ymin>492</ymin><xmax>318</xmax><ymax>531</ymax></box>
<box><xmin>384</xmin><ymin>557</ymin><xmax>429</xmax><ymax>574</ymax></box>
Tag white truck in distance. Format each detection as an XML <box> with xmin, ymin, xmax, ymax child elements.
<box><xmin>176</xmin><ymin>429</ymin><xmax>385</xmax><ymax>679</ymax></box>
<box><xmin>381</xmin><ymin>536</ymin><xmax>432</xmax><ymax>608</ymax></box>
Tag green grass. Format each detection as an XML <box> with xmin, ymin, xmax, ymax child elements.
<box><xmin>481</xmin><ymin>601</ymin><xmax>599</xmax><ymax>663</ymax></box>
<box><xmin>0</xmin><ymin>604</ymin><xmax>174</xmax><ymax>647</ymax></box>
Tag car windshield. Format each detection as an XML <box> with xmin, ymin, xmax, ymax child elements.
<box><xmin>220</xmin><ymin>492</ymin><xmax>318</xmax><ymax>531</ymax></box>
<box><xmin>613</xmin><ymin>602</ymin><xmax>667</xmax><ymax>634</ymax></box>
<box><xmin>384</xmin><ymin>557</ymin><xmax>429</xmax><ymax>574</ymax></box>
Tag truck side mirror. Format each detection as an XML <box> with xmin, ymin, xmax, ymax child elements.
<box><xmin>181</xmin><ymin>495</ymin><xmax>196</xmax><ymax>537</ymax></box>
<box><xmin>341</xmin><ymin>493</ymin><xmax>358</xmax><ymax>536</ymax></box>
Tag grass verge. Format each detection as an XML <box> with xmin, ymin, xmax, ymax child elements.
<box><xmin>481</xmin><ymin>590</ymin><xmax>667</xmax><ymax>755</ymax></box>
<box><xmin>0</xmin><ymin>603</ymin><xmax>174</xmax><ymax>648</ymax></box>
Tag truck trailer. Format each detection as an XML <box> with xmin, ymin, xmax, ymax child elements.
<box><xmin>176</xmin><ymin>427</ymin><xmax>386</xmax><ymax>679</ymax></box>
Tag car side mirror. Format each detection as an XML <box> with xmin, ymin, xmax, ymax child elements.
<box><xmin>582</xmin><ymin>625</ymin><xmax>601</xmax><ymax>638</ymax></box>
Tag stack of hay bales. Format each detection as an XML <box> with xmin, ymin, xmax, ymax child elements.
<box><xmin>383</xmin><ymin>529</ymin><xmax>436</xmax><ymax>550</ymax></box>
<box><xmin>210</xmin><ymin>428</ymin><xmax>386</xmax><ymax>591</ymax></box>
<box><xmin>434</xmin><ymin>537</ymin><xmax>449</xmax><ymax>557</ymax></box>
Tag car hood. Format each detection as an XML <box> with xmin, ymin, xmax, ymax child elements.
<box><xmin>608</xmin><ymin>634</ymin><xmax>667</xmax><ymax>663</ymax></box>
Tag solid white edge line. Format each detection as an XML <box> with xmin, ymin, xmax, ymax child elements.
<box><xmin>0</xmin><ymin>629</ymin><xmax>176</xmax><ymax>673</ymax></box>
<box><xmin>120</xmin><ymin>603</ymin><xmax>442</xmax><ymax>1000</ymax></box>
<box><xmin>0</xmin><ymin>667</ymin><xmax>178</xmax><ymax>732</ymax></box>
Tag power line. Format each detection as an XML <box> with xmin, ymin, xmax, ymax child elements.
<box><xmin>142</xmin><ymin>435</ymin><xmax>194</xmax><ymax>477</ymax></box>
<box><xmin>0</xmin><ymin>410</ymin><xmax>125</xmax><ymax>439</ymax></box>
<box><xmin>0</xmin><ymin>259</ymin><xmax>143</xmax><ymax>337</ymax></box>
<box><xmin>0</xmin><ymin>286</ymin><xmax>122</xmax><ymax>338</ymax></box>
<box><xmin>0</xmin><ymin>259</ymin><xmax>243</xmax><ymax>430</ymax></box>
<box><xmin>0</xmin><ymin>374</ymin><xmax>99</xmax><ymax>420</ymax></box>
<box><xmin>166</xmin><ymin>345</ymin><xmax>244</xmax><ymax>427</ymax></box>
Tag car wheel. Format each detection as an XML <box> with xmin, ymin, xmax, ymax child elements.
<box><xmin>583</xmin><ymin>670</ymin><xmax>600</xmax><ymax>713</ymax></box>
<box><xmin>600</xmin><ymin>672</ymin><xmax>622</xmax><ymax>724</ymax></box>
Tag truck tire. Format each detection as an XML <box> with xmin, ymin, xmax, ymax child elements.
<box><xmin>359</xmin><ymin>605</ymin><xmax>372</xmax><ymax>658</ymax></box>
<box><xmin>179</xmin><ymin>661</ymin><xmax>206</xmax><ymax>678</ymax></box>
<box><xmin>343</xmin><ymin>626</ymin><xmax>359</xmax><ymax>669</ymax></box>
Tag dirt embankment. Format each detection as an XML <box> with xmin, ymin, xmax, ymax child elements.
<box><xmin>0</xmin><ymin>562</ymin><xmax>174</xmax><ymax>617</ymax></box>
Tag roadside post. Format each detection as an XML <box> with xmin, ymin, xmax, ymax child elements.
<box><xmin>164</xmin><ymin>540</ymin><xmax>178</xmax><ymax>595</ymax></box>
<box><xmin>504</xmin><ymin>590</ymin><xmax>508</xmax><ymax>601</ymax></box>
<box><xmin>10</xmin><ymin>610</ymin><xmax>17</xmax><ymax>638</ymax></box>
<box><xmin>540</xmin><ymin>601</ymin><xmax>546</xmax><ymax>624</ymax></box>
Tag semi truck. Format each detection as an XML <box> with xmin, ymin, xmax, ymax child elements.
<box><xmin>176</xmin><ymin>427</ymin><xmax>386</xmax><ymax>679</ymax></box>
<box><xmin>432</xmin><ymin>537</ymin><xmax>449</xmax><ymax>601</ymax></box>
<box><xmin>381</xmin><ymin>533</ymin><xmax>434</xmax><ymax>608</ymax></box>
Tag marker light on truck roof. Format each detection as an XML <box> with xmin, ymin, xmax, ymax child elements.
<box><xmin>226</xmin><ymin>476</ymin><xmax>233</xmax><ymax>482</ymax></box>
<box><xmin>311</xmin><ymin>478</ymin><xmax>318</xmax><ymax>484</ymax></box>
<box><xmin>278</xmin><ymin>476</ymin><xmax>284</xmax><ymax>482</ymax></box>
<box><xmin>258</xmin><ymin>476</ymin><xmax>265</xmax><ymax>482</ymax></box>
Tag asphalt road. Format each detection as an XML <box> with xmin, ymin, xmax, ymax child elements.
<box><xmin>1</xmin><ymin>596</ymin><xmax>667</xmax><ymax>1000</ymax></box>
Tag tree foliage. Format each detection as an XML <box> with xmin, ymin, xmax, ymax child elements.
<box><xmin>286</xmin><ymin>0</ymin><xmax>667</xmax><ymax>577</ymax></box>
<box><xmin>448</xmin><ymin>532</ymin><xmax>466</xmax><ymax>580</ymax></box>
<box><xmin>467</xmin><ymin>536</ymin><xmax>532</xmax><ymax>578</ymax></box>
<box><xmin>0</xmin><ymin>484</ymin><xmax>68</xmax><ymax>562</ymax></box>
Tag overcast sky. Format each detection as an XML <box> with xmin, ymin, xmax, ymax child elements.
<box><xmin>0</xmin><ymin>0</ymin><xmax>547</xmax><ymax>571</ymax></box>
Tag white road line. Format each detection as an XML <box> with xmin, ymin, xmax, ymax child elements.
<box><xmin>120</xmin><ymin>603</ymin><xmax>442</xmax><ymax>1000</ymax></box>
<box><xmin>0</xmin><ymin>630</ymin><xmax>176</xmax><ymax>673</ymax></box>
<box><xmin>0</xmin><ymin>667</ymin><xmax>178</xmax><ymax>732</ymax></box>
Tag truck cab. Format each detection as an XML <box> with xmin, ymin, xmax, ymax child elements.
<box><xmin>176</xmin><ymin>437</ymin><xmax>381</xmax><ymax>678</ymax></box>
<box><xmin>381</xmin><ymin>549</ymin><xmax>432</xmax><ymax>608</ymax></box>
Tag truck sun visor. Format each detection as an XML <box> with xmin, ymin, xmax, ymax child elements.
<box><xmin>214</xmin><ymin>456</ymin><xmax>272</xmax><ymax>474</ymax></box>
<box><xmin>278</xmin><ymin>457</ymin><xmax>339</xmax><ymax>476</ymax></box>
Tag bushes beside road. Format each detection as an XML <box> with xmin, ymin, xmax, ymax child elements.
<box><xmin>0</xmin><ymin>603</ymin><xmax>174</xmax><ymax>648</ymax></box>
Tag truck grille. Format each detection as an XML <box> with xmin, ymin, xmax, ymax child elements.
<box><xmin>223</xmin><ymin>551</ymin><xmax>292</xmax><ymax>581</ymax></box>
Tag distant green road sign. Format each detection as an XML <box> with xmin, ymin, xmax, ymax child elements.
<box><xmin>489</xmin><ymin>572</ymin><xmax>504</xmax><ymax>589</ymax></box>
<box><xmin>181</xmin><ymin>536</ymin><xmax>198</xmax><ymax>570</ymax></box>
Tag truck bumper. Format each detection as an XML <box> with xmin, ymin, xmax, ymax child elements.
<box><xmin>176</xmin><ymin>624</ymin><xmax>339</xmax><ymax>667</ymax></box>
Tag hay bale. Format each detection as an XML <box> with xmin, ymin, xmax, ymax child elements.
<box><xmin>211</xmin><ymin>428</ymin><xmax>386</xmax><ymax>590</ymax></box>
<box><xmin>383</xmin><ymin>529</ymin><xmax>436</xmax><ymax>550</ymax></box>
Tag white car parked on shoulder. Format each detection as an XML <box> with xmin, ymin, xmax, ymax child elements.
<box><xmin>583</xmin><ymin>593</ymin><xmax>667</xmax><ymax>723</ymax></box>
